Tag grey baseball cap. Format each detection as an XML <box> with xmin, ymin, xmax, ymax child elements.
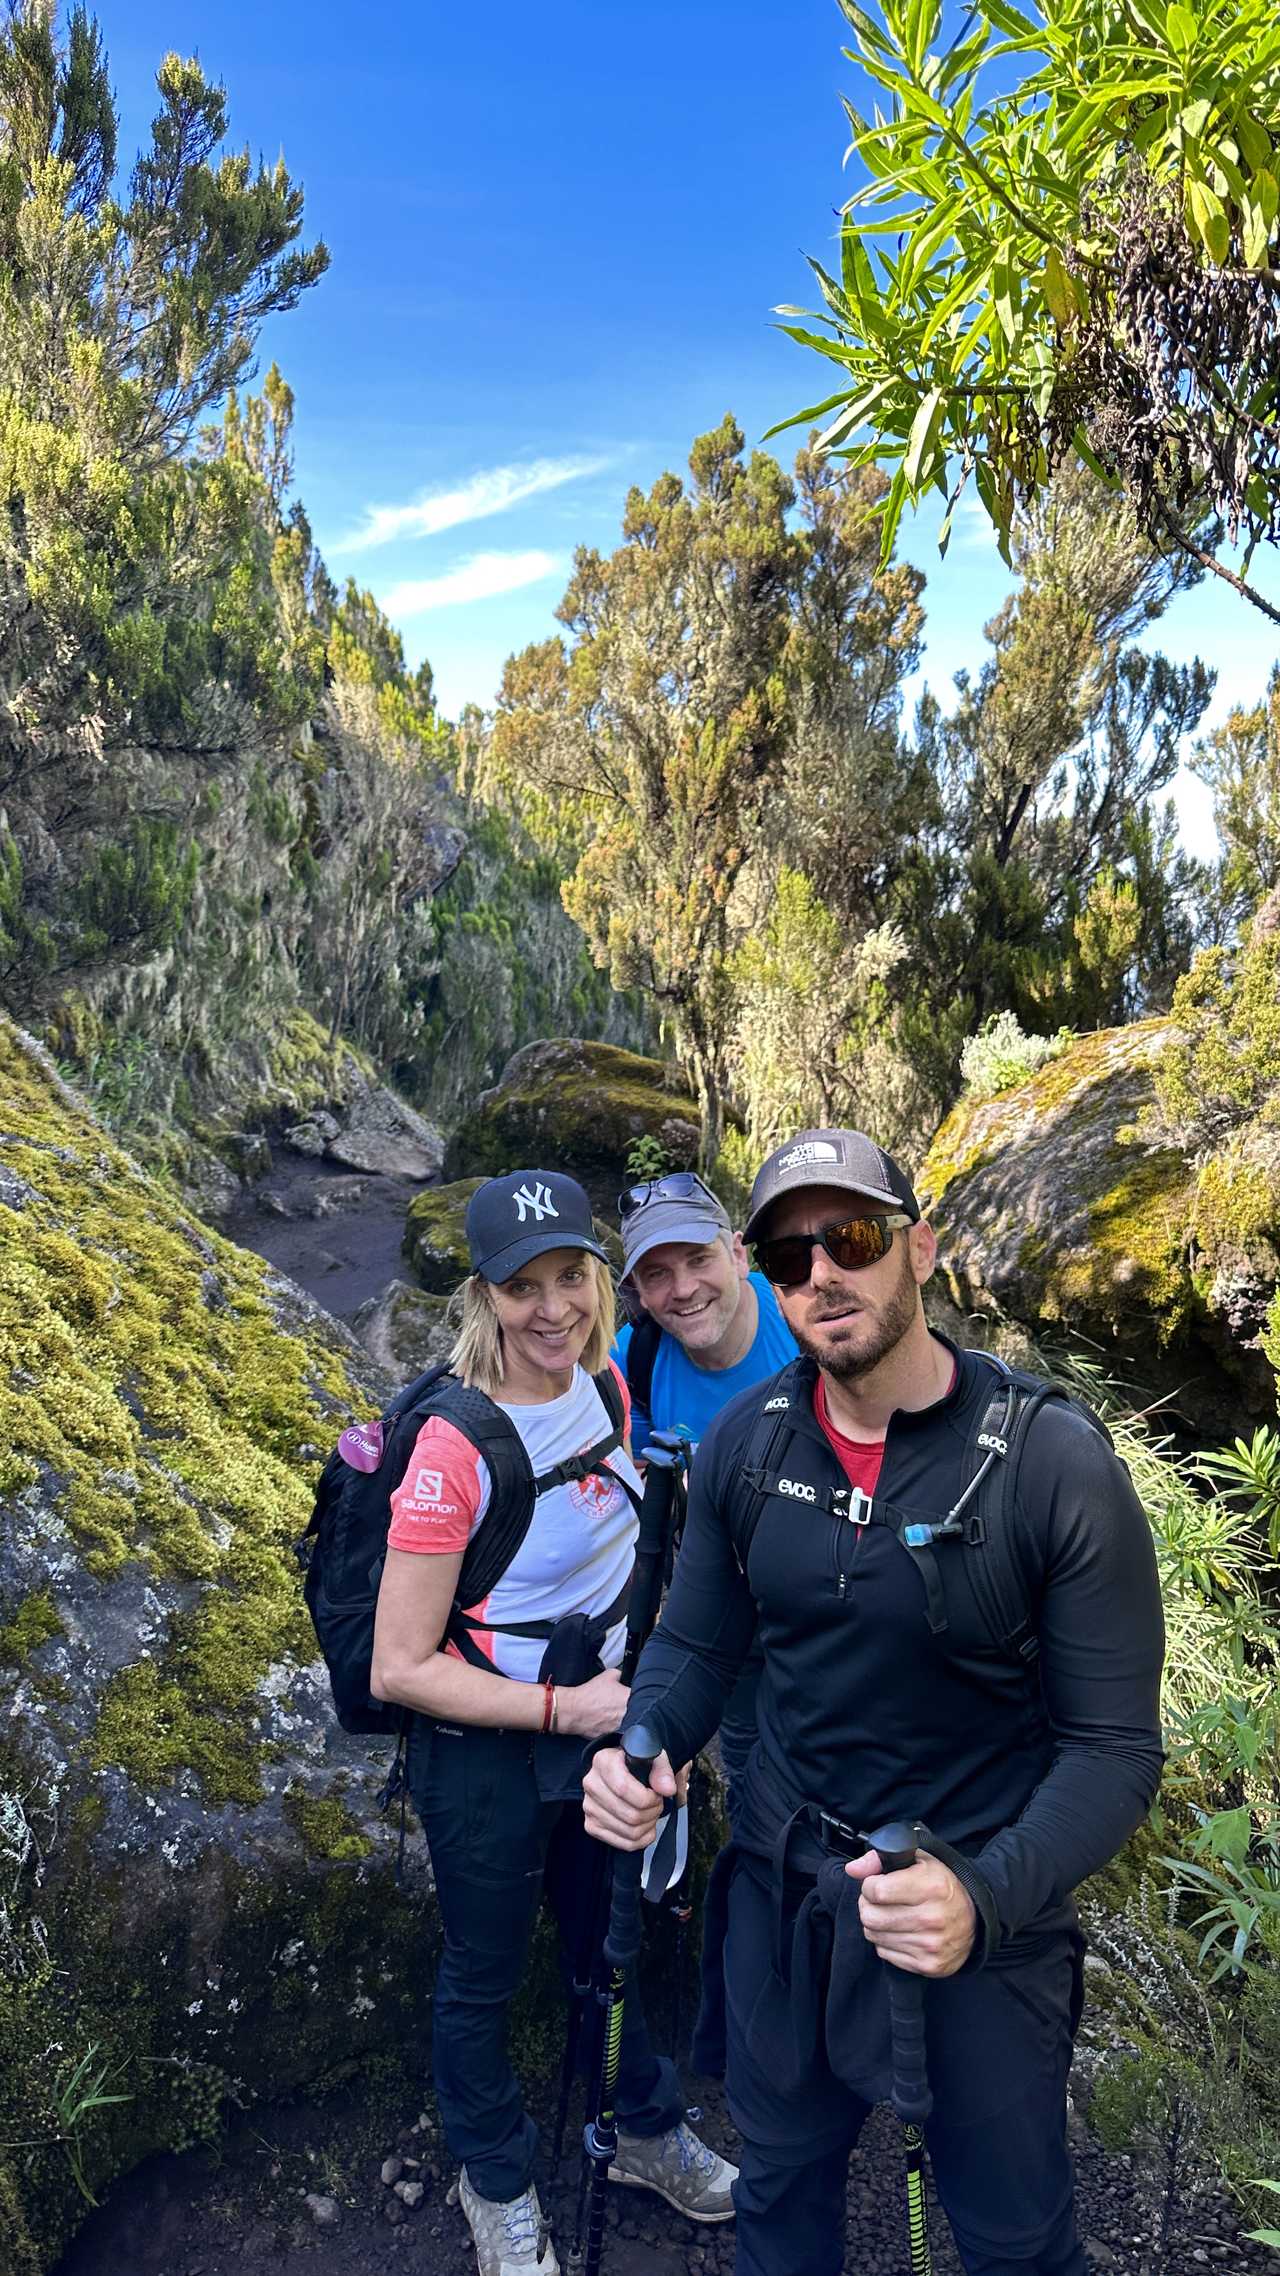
<box><xmin>465</xmin><ymin>1169</ymin><xmax>610</xmax><ymax>1283</ymax></box>
<box><xmin>743</xmin><ymin>1129</ymin><xmax>920</xmax><ymax>1246</ymax></box>
<box><xmin>619</xmin><ymin>1173</ymin><xmax>732</xmax><ymax>1279</ymax></box>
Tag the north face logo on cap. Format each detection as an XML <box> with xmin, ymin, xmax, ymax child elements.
<box><xmin>777</xmin><ymin>1140</ymin><xmax>841</xmax><ymax>1172</ymax></box>
<box><xmin>512</xmin><ymin>1180</ymin><xmax>559</xmax><ymax>1224</ymax></box>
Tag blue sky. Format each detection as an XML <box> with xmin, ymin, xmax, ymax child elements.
<box><xmin>108</xmin><ymin>0</ymin><xmax>1278</xmax><ymax>857</ymax></box>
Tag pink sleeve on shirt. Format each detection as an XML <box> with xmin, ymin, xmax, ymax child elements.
<box><xmin>387</xmin><ymin>1415</ymin><xmax>488</xmax><ymax>1554</ymax></box>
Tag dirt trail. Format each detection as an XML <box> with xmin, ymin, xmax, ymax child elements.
<box><xmin>53</xmin><ymin>2060</ymin><xmax>1263</xmax><ymax>2276</ymax></box>
<box><xmin>222</xmin><ymin>1158</ymin><xmax>425</xmax><ymax>1323</ymax></box>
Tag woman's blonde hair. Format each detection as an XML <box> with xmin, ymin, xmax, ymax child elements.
<box><xmin>449</xmin><ymin>1254</ymin><xmax>617</xmax><ymax>1396</ymax></box>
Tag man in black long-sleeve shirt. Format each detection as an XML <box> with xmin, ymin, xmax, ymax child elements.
<box><xmin>585</xmin><ymin>1128</ymin><xmax>1165</xmax><ymax>2276</ymax></box>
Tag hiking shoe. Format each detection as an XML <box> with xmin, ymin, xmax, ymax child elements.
<box><xmin>608</xmin><ymin>2121</ymin><xmax>737</xmax><ymax>2222</ymax></box>
<box><xmin>458</xmin><ymin>2168</ymin><xmax>559</xmax><ymax>2276</ymax></box>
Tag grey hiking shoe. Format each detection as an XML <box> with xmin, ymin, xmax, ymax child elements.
<box><xmin>458</xmin><ymin>2168</ymin><xmax>559</xmax><ymax>2276</ymax></box>
<box><xmin>608</xmin><ymin>2120</ymin><xmax>737</xmax><ymax>2222</ymax></box>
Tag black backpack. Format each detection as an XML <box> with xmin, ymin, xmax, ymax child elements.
<box><xmin>296</xmin><ymin>1361</ymin><xmax>628</xmax><ymax>1735</ymax></box>
<box><xmin>624</xmin><ymin>1312</ymin><xmax>662</xmax><ymax>1424</ymax></box>
<box><xmin>734</xmin><ymin>1350</ymin><xmax>1113</xmax><ymax>1668</ymax></box>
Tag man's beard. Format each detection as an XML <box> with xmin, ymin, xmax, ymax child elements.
<box><xmin>790</xmin><ymin>1253</ymin><xmax>918</xmax><ymax>1381</ymax></box>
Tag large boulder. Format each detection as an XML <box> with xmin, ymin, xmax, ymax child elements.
<box><xmin>322</xmin><ymin>1084</ymin><xmax>445</xmax><ymax>1182</ymax></box>
<box><xmin>444</xmin><ymin>1039</ymin><xmax>700</xmax><ymax>1211</ymax></box>
<box><xmin>919</xmin><ymin>1019</ymin><xmax>1278</xmax><ymax>1435</ymax></box>
<box><xmin>351</xmin><ymin>1279</ymin><xmax>456</xmax><ymax>1378</ymax></box>
<box><xmin>0</xmin><ymin>1021</ymin><xmax>432</xmax><ymax>2273</ymax></box>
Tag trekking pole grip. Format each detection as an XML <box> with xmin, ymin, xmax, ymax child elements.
<box><xmin>605</xmin><ymin>1725</ymin><xmax>659</xmax><ymax>1966</ymax></box>
<box><xmin>863</xmin><ymin>1818</ymin><xmax>933</xmax><ymax>2128</ymax></box>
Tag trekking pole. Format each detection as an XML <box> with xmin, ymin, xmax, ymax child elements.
<box><xmin>552</xmin><ymin>1842</ymin><xmax>612</xmax><ymax>2168</ymax></box>
<box><xmin>570</xmin><ymin>1724</ymin><xmax>661</xmax><ymax>2276</ymax></box>
<box><xmin>863</xmin><ymin>1819</ymin><xmax>933</xmax><ymax>2276</ymax></box>
<box><xmin>551</xmin><ymin>1442</ymin><xmax>684</xmax><ymax>2169</ymax></box>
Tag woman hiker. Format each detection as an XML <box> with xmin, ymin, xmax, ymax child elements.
<box><xmin>371</xmin><ymin>1167</ymin><xmax>736</xmax><ymax>2276</ymax></box>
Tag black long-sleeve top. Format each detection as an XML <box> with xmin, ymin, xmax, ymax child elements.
<box><xmin>624</xmin><ymin>1343</ymin><xmax>1166</xmax><ymax>1953</ymax></box>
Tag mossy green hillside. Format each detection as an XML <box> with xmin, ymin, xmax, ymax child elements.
<box><xmin>0</xmin><ymin>1017</ymin><xmax>365</xmax><ymax>1798</ymax></box>
<box><xmin>50</xmin><ymin>998</ymin><xmax>376</xmax><ymax>1188</ymax></box>
<box><xmin>0</xmin><ymin>1021</ymin><xmax>434</xmax><ymax>2269</ymax></box>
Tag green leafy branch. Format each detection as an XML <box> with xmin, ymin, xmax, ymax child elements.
<box><xmin>774</xmin><ymin>0</ymin><xmax>1280</xmax><ymax>614</ymax></box>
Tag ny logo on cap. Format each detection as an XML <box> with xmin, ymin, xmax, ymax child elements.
<box><xmin>513</xmin><ymin>1180</ymin><xmax>559</xmax><ymax>1224</ymax></box>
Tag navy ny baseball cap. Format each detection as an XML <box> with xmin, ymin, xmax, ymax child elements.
<box><xmin>743</xmin><ymin>1129</ymin><xmax>920</xmax><ymax>1247</ymax></box>
<box><xmin>465</xmin><ymin>1169</ymin><xmax>610</xmax><ymax>1284</ymax></box>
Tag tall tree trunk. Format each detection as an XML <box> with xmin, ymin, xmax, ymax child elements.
<box><xmin>684</xmin><ymin>1026</ymin><xmax>724</xmax><ymax>1175</ymax></box>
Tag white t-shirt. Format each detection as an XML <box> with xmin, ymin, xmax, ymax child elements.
<box><xmin>386</xmin><ymin>1361</ymin><xmax>639</xmax><ymax>1682</ymax></box>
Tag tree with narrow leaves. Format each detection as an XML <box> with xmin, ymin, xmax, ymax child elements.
<box><xmin>1192</xmin><ymin>665</ymin><xmax>1280</xmax><ymax>929</ymax></box>
<box><xmin>0</xmin><ymin>2</ymin><xmax>327</xmax><ymax>1003</ymax></box>
<box><xmin>900</xmin><ymin>464</ymin><xmax>1213</xmax><ymax>1097</ymax></box>
<box><xmin>474</xmin><ymin>417</ymin><xmax>800</xmax><ymax>1165</ymax></box>
<box><xmin>774</xmin><ymin>0</ymin><xmax>1280</xmax><ymax>623</ymax></box>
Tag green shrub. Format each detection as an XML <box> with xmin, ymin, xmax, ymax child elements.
<box><xmin>959</xmin><ymin>1011</ymin><xmax>1073</xmax><ymax>1099</ymax></box>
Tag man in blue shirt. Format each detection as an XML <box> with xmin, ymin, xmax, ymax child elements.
<box><xmin>614</xmin><ymin>1173</ymin><xmax>797</xmax><ymax>1454</ymax></box>
<box><xmin>613</xmin><ymin>1172</ymin><xmax>797</xmax><ymax>1812</ymax></box>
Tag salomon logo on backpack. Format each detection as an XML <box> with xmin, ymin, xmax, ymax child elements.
<box><xmin>296</xmin><ymin>1361</ymin><xmax>627</xmax><ymax>1734</ymax></box>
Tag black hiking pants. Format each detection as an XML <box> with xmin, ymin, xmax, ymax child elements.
<box><xmin>407</xmin><ymin>1718</ymin><xmax>683</xmax><ymax>2203</ymax></box>
<box><xmin>723</xmin><ymin>1853</ymin><xmax>1087</xmax><ymax>2276</ymax></box>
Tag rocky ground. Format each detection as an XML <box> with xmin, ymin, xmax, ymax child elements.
<box><xmin>53</xmin><ymin>2052</ymin><xmax>1268</xmax><ymax>2276</ymax></box>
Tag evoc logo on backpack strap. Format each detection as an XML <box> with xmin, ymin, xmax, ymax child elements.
<box><xmin>731</xmin><ymin>1350</ymin><xmax>1111</xmax><ymax>1667</ymax></box>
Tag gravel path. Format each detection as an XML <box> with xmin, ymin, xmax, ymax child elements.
<box><xmin>53</xmin><ymin>2054</ymin><xmax>1268</xmax><ymax>2276</ymax></box>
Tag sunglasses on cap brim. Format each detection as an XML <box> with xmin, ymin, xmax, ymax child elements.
<box><xmin>753</xmin><ymin>1211</ymin><xmax>914</xmax><ymax>1289</ymax></box>
<box><xmin>617</xmin><ymin>1169</ymin><xmax>722</xmax><ymax>1220</ymax></box>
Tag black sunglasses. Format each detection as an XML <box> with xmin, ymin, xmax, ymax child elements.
<box><xmin>617</xmin><ymin>1170</ymin><xmax>721</xmax><ymax>1220</ymax></box>
<box><xmin>754</xmin><ymin>1212</ymin><xmax>914</xmax><ymax>1289</ymax></box>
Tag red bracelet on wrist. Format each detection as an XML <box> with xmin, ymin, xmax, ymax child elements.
<box><xmin>541</xmin><ymin>1679</ymin><xmax>555</xmax><ymax>1734</ymax></box>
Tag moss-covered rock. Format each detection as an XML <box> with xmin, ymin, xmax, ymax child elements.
<box><xmin>402</xmin><ymin>1177</ymin><xmax>486</xmax><ymax>1292</ymax></box>
<box><xmin>919</xmin><ymin>1020</ymin><xmax>1277</xmax><ymax>1434</ymax></box>
<box><xmin>0</xmin><ymin>1018</ymin><xmax>436</xmax><ymax>2270</ymax></box>
<box><xmin>444</xmin><ymin>1039</ymin><xmax>699</xmax><ymax>1211</ymax></box>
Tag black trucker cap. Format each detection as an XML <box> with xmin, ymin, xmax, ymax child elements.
<box><xmin>464</xmin><ymin>1169</ymin><xmax>610</xmax><ymax>1284</ymax></box>
<box><xmin>743</xmin><ymin>1128</ymin><xmax>921</xmax><ymax>1247</ymax></box>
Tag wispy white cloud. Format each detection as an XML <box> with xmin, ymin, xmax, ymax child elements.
<box><xmin>954</xmin><ymin>498</ymin><xmax>1000</xmax><ymax>550</ymax></box>
<box><xmin>380</xmin><ymin>550</ymin><xmax>561</xmax><ymax>616</ymax></box>
<box><xmin>333</xmin><ymin>455</ymin><xmax>609</xmax><ymax>554</ymax></box>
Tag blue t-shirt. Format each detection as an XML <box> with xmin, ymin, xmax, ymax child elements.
<box><xmin>613</xmin><ymin>1272</ymin><xmax>798</xmax><ymax>1454</ymax></box>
